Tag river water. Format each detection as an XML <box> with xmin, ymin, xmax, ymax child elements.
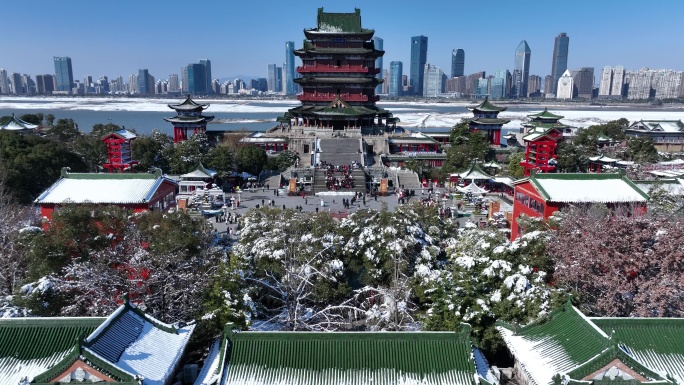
<box><xmin>1</xmin><ymin>97</ymin><xmax>683</xmax><ymax>135</ymax></box>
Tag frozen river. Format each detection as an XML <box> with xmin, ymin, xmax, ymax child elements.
<box><xmin>1</xmin><ymin>96</ymin><xmax>683</xmax><ymax>135</ymax></box>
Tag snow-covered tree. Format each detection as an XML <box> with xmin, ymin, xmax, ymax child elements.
<box><xmin>0</xmin><ymin>178</ymin><xmax>35</xmax><ymax>298</ymax></box>
<box><xmin>229</xmin><ymin>208</ymin><xmax>349</xmax><ymax>330</ymax></box>
<box><xmin>20</xmin><ymin>208</ymin><xmax>225</xmax><ymax>322</ymax></box>
<box><xmin>423</xmin><ymin>224</ymin><xmax>558</xmax><ymax>352</ymax></box>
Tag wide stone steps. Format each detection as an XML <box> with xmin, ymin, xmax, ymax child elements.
<box><xmin>318</xmin><ymin>138</ymin><xmax>363</xmax><ymax>166</ymax></box>
<box><xmin>313</xmin><ymin>169</ymin><xmax>367</xmax><ymax>193</ymax></box>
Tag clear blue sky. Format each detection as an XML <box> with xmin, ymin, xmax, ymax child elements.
<box><xmin>3</xmin><ymin>0</ymin><xmax>683</xmax><ymax>82</ymax></box>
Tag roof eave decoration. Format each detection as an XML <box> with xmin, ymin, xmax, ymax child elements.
<box><xmin>167</xmin><ymin>94</ymin><xmax>209</xmax><ymax>110</ymax></box>
<box><xmin>466</xmin><ymin>96</ymin><xmax>507</xmax><ymax>113</ymax></box>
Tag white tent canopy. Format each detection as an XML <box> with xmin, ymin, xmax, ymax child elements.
<box><xmin>457</xmin><ymin>183</ymin><xmax>489</xmax><ymax>195</ymax></box>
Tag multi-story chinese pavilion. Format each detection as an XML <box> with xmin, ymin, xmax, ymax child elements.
<box><xmin>519</xmin><ymin>108</ymin><xmax>568</xmax><ymax>176</ymax></box>
<box><xmin>102</xmin><ymin>129</ymin><xmax>138</xmax><ymax>173</ymax></box>
<box><xmin>466</xmin><ymin>96</ymin><xmax>510</xmax><ymax>146</ymax></box>
<box><xmin>277</xmin><ymin>8</ymin><xmax>396</xmax><ymax>133</ymax></box>
<box><xmin>164</xmin><ymin>94</ymin><xmax>215</xmax><ymax>143</ymax></box>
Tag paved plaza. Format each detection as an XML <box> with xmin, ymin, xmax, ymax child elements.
<box><xmin>206</xmin><ymin>187</ymin><xmax>512</xmax><ymax>237</ymax></box>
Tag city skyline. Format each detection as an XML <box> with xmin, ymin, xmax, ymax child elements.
<box><xmin>1</xmin><ymin>0</ymin><xmax>683</xmax><ymax>83</ymax></box>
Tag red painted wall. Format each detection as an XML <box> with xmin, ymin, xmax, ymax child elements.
<box><xmin>511</xmin><ymin>181</ymin><xmax>560</xmax><ymax>240</ymax></box>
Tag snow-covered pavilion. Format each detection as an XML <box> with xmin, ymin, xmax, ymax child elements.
<box><xmin>511</xmin><ymin>171</ymin><xmax>649</xmax><ymax>239</ymax></box>
<box><xmin>194</xmin><ymin>324</ymin><xmax>500</xmax><ymax>385</ymax></box>
<box><xmin>0</xmin><ymin>297</ymin><xmax>194</xmax><ymax>384</ymax></box>
<box><xmin>497</xmin><ymin>301</ymin><xmax>684</xmax><ymax>385</ymax></box>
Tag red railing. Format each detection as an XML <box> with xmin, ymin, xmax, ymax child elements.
<box><xmin>297</xmin><ymin>65</ymin><xmax>380</xmax><ymax>74</ymax></box>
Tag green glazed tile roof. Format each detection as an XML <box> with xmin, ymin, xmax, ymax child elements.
<box><xmin>163</xmin><ymin>114</ymin><xmax>215</xmax><ymax>124</ymax></box>
<box><xmin>466</xmin><ymin>96</ymin><xmax>507</xmax><ymax>113</ymax></box>
<box><xmin>497</xmin><ymin>305</ymin><xmax>611</xmax><ymax>385</ymax></box>
<box><xmin>316</xmin><ymin>8</ymin><xmax>363</xmax><ymax>33</ymax></box>
<box><xmin>0</xmin><ymin>317</ymin><xmax>105</xmax><ymax>385</ymax></box>
<box><xmin>167</xmin><ymin>94</ymin><xmax>210</xmax><ymax>111</ymax></box>
<box><xmin>590</xmin><ymin>318</ymin><xmax>684</xmax><ymax>384</ymax></box>
<box><xmin>223</xmin><ymin>330</ymin><xmax>479</xmax><ymax>385</ymax></box>
<box><xmin>0</xmin><ymin>114</ymin><xmax>39</xmax><ymax>130</ymax></box>
<box><xmin>469</xmin><ymin>117</ymin><xmax>511</xmax><ymax>125</ymax></box>
<box><xmin>526</xmin><ymin>108</ymin><xmax>564</xmax><ymax>120</ymax></box>
<box><xmin>528</xmin><ymin>171</ymin><xmax>649</xmax><ymax>203</ymax></box>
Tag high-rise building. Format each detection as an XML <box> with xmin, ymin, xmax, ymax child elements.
<box><xmin>598</xmin><ymin>66</ymin><xmax>613</xmax><ymax>97</ymax></box>
<box><xmin>285</xmin><ymin>41</ymin><xmax>296</xmax><ymax>95</ymax></box>
<box><xmin>199</xmin><ymin>59</ymin><xmax>212</xmax><ymax>94</ymax></box>
<box><xmin>389</xmin><ymin>61</ymin><xmax>403</xmax><ymax>97</ymax></box>
<box><xmin>599</xmin><ymin>66</ymin><xmax>625</xmax><ymax>99</ymax></box>
<box><xmin>527</xmin><ymin>75</ymin><xmax>542</xmax><ymax>97</ymax></box>
<box><xmin>136</xmin><ymin>69</ymin><xmax>154</xmax><ymax>95</ymax></box>
<box><xmin>0</xmin><ymin>69</ymin><xmax>8</xmax><ymax>94</ymax></box>
<box><xmin>267</xmin><ymin>64</ymin><xmax>279</xmax><ymax>92</ymax></box>
<box><xmin>512</xmin><ymin>41</ymin><xmax>531</xmax><ymax>98</ymax></box>
<box><xmin>168</xmin><ymin>74</ymin><xmax>180</xmax><ymax>92</ymax></box>
<box><xmin>276</xmin><ymin>67</ymin><xmax>282</xmax><ymax>93</ymax></box>
<box><xmin>543</xmin><ymin>75</ymin><xmax>553</xmax><ymax>96</ymax></box>
<box><xmin>466</xmin><ymin>71</ymin><xmax>485</xmax><ymax>95</ymax></box>
<box><xmin>10</xmin><ymin>73</ymin><xmax>23</xmax><ymax>94</ymax></box>
<box><xmin>445</xmin><ymin>76</ymin><xmax>467</xmax><ymax>94</ymax></box>
<box><xmin>451</xmin><ymin>49</ymin><xmax>465</xmax><ymax>78</ymax></box>
<box><xmin>182</xmin><ymin>61</ymin><xmax>211</xmax><ymax>95</ymax></box>
<box><xmin>490</xmin><ymin>69</ymin><xmax>510</xmax><ymax>99</ymax></box>
<box><xmin>97</xmin><ymin>76</ymin><xmax>109</xmax><ymax>94</ymax></box>
<box><xmin>423</xmin><ymin>64</ymin><xmax>445</xmax><ymax>97</ymax></box>
<box><xmin>476</xmin><ymin>78</ymin><xmax>489</xmax><ymax>97</ymax></box>
<box><xmin>409</xmin><ymin>35</ymin><xmax>428</xmax><ymax>95</ymax></box>
<box><xmin>36</xmin><ymin>74</ymin><xmax>55</xmax><ymax>95</ymax></box>
<box><xmin>184</xmin><ymin>63</ymin><xmax>207</xmax><ymax>95</ymax></box>
<box><xmin>570</xmin><ymin>67</ymin><xmax>594</xmax><ymax>99</ymax></box>
<box><xmin>556</xmin><ymin>70</ymin><xmax>574</xmax><ymax>99</ymax></box>
<box><xmin>381</xmin><ymin>69</ymin><xmax>389</xmax><ymax>94</ymax></box>
<box><xmin>373</xmin><ymin>36</ymin><xmax>383</xmax><ymax>94</ymax></box>
<box><xmin>624</xmin><ymin>68</ymin><xmax>684</xmax><ymax>100</ymax></box>
<box><xmin>53</xmin><ymin>56</ymin><xmax>74</xmax><ymax>93</ymax></box>
<box><xmin>611</xmin><ymin>66</ymin><xmax>625</xmax><ymax>96</ymax></box>
<box><xmin>550</xmin><ymin>33</ymin><xmax>569</xmax><ymax>95</ymax></box>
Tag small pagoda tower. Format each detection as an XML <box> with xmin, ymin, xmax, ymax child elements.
<box><xmin>519</xmin><ymin>108</ymin><xmax>568</xmax><ymax>176</ymax></box>
<box><xmin>276</xmin><ymin>8</ymin><xmax>396</xmax><ymax>133</ymax></box>
<box><xmin>466</xmin><ymin>97</ymin><xmax>510</xmax><ymax>145</ymax></box>
<box><xmin>102</xmin><ymin>129</ymin><xmax>138</xmax><ymax>173</ymax></box>
<box><xmin>164</xmin><ymin>94</ymin><xmax>215</xmax><ymax>143</ymax></box>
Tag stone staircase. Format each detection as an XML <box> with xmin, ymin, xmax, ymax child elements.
<box><xmin>318</xmin><ymin>138</ymin><xmax>363</xmax><ymax>166</ymax></box>
<box><xmin>313</xmin><ymin>168</ymin><xmax>367</xmax><ymax>193</ymax></box>
<box><xmin>395</xmin><ymin>170</ymin><xmax>422</xmax><ymax>190</ymax></box>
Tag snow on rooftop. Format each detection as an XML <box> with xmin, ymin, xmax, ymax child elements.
<box><xmin>35</xmin><ymin>176</ymin><xmax>171</xmax><ymax>205</ymax></box>
<box><xmin>534</xmin><ymin>178</ymin><xmax>647</xmax><ymax>203</ymax></box>
<box><xmin>86</xmin><ymin>304</ymin><xmax>194</xmax><ymax>385</ymax></box>
<box><xmin>114</xmin><ymin>320</ymin><xmax>194</xmax><ymax>385</ymax></box>
<box><xmin>497</xmin><ymin>327</ymin><xmax>581</xmax><ymax>385</ymax></box>
<box><xmin>0</xmin><ymin>351</ymin><xmax>74</xmax><ymax>385</ymax></box>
